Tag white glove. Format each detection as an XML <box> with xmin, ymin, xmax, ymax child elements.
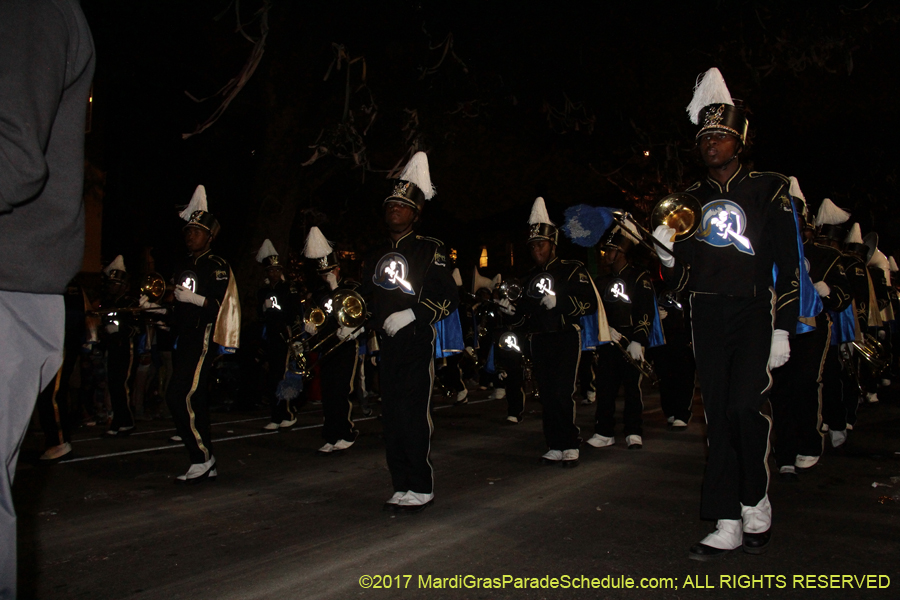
<box><xmin>105</xmin><ymin>322</ymin><xmax>119</xmax><ymax>334</ymax></box>
<box><xmin>878</xmin><ymin>329</ymin><xmax>886</xmax><ymax>340</ymax></box>
<box><xmin>465</xmin><ymin>346</ymin><xmax>476</xmax><ymax>358</ymax></box>
<box><xmin>652</xmin><ymin>225</ymin><xmax>676</xmax><ymax>268</ymax></box>
<box><xmin>325</xmin><ymin>272</ymin><xmax>338</xmax><ymax>290</ymax></box>
<box><xmin>840</xmin><ymin>342</ymin><xmax>854</xmax><ymax>356</ymax></box>
<box><xmin>658</xmin><ymin>308</ymin><xmax>668</xmax><ymax>320</ymax></box>
<box><xmin>813</xmin><ymin>281</ymin><xmax>831</xmax><ymax>297</ymax></box>
<box><xmin>383</xmin><ymin>308</ymin><xmax>415</xmax><ymax>336</ymax></box>
<box><xmin>497</xmin><ymin>298</ymin><xmax>515</xmax><ymax>316</ymax></box>
<box><xmin>337</xmin><ymin>325</ymin><xmax>364</xmax><ymax>341</ymax></box>
<box><xmin>139</xmin><ymin>295</ymin><xmax>165</xmax><ymax>314</ymax></box>
<box><xmin>175</xmin><ymin>285</ymin><xmax>206</xmax><ymax>307</ymax></box>
<box><xmin>304</xmin><ymin>321</ymin><xmax>318</xmax><ymax>336</ymax></box>
<box><xmin>768</xmin><ymin>329</ymin><xmax>791</xmax><ymax>369</ymax></box>
<box><xmin>609</xmin><ymin>327</ymin><xmax>623</xmax><ymax>343</ymax></box>
<box><xmin>540</xmin><ymin>294</ymin><xmax>557</xmax><ymax>310</ymax></box>
<box><xmin>627</xmin><ymin>340</ymin><xmax>644</xmax><ymax>361</ymax></box>
<box><xmin>264</xmin><ymin>298</ymin><xmax>275</xmax><ymax>309</ymax></box>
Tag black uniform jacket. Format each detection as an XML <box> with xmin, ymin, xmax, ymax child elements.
<box><xmin>666</xmin><ymin>166</ymin><xmax>800</xmax><ymax>333</ymax></box>
<box><xmin>173</xmin><ymin>249</ymin><xmax>230</xmax><ymax>335</ymax></box>
<box><xmin>257</xmin><ymin>279</ymin><xmax>302</xmax><ymax>342</ymax></box>
<box><xmin>596</xmin><ymin>262</ymin><xmax>656</xmax><ymax>347</ymax></box>
<box><xmin>803</xmin><ymin>240</ymin><xmax>851</xmax><ymax>315</ymax></box>
<box><xmin>510</xmin><ymin>256</ymin><xmax>596</xmax><ymax>335</ymax></box>
<box><xmin>359</xmin><ymin>231</ymin><xmax>459</xmax><ymax>336</ymax></box>
<box><xmin>842</xmin><ymin>253</ymin><xmax>870</xmax><ymax>329</ymax></box>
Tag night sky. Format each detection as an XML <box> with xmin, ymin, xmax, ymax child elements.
<box><xmin>81</xmin><ymin>0</ymin><xmax>900</xmax><ymax>298</ymax></box>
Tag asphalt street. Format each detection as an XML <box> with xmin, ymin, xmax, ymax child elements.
<box><xmin>13</xmin><ymin>384</ymin><xmax>900</xmax><ymax>600</ymax></box>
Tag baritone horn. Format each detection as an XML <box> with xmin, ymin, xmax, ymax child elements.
<box><xmin>612</xmin><ymin>335</ymin><xmax>659</xmax><ymax>384</ymax></box>
<box><xmin>140</xmin><ymin>272</ymin><xmax>171</xmax><ymax>303</ymax></box>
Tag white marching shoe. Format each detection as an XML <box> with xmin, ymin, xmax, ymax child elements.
<box><xmin>626</xmin><ymin>434</ymin><xmax>643</xmax><ymax>449</ymax></box>
<box><xmin>689</xmin><ymin>519</ymin><xmax>742</xmax><ymax>561</ymax></box>
<box><xmin>586</xmin><ymin>434</ymin><xmax>614</xmax><ymax>448</ymax></box>
<box><xmin>175</xmin><ymin>456</ymin><xmax>217</xmax><ymax>484</ymax></box>
<box><xmin>741</xmin><ymin>495</ymin><xmax>772</xmax><ymax>554</ymax></box>
<box><xmin>829</xmin><ymin>429</ymin><xmax>847</xmax><ymax>448</ymax></box>
<box><xmin>794</xmin><ymin>454</ymin><xmax>819</xmax><ymax>469</ymax></box>
<box><xmin>489</xmin><ymin>388</ymin><xmax>506</xmax><ymax>400</ymax></box>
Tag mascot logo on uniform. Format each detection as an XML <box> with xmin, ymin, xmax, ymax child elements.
<box><xmin>179</xmin><ymin>271</ymin><xmax>198</xmax><ymax>293</ymax></box>
<box><xmin>605</xmin><ymin>279</ymin><xmax>631</xmax><ymax>303</ymax></box>
<box><xmin>374</xmin><ymin>253</ymin><xmax>415</xmax><ymax>295</ymax></box>
<box><xmin>500</xmin><ymin>332</ymin><xmax>521</xmax><ymax>353</ymax></box>
<box><xmin>527</xmin><ymin>273</ymin><xmax>556</xmax><ymax>299</ymax></box>
<box><xmin>696</xmin><ymin>200</ymin><xmax>755</xmax><ymax>256</ymax></box>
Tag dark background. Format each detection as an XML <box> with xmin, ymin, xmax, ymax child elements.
<box><xmin>81</xmin><ymin>0</ymin><xmax>900</xmax><ymax>312</ymax></box>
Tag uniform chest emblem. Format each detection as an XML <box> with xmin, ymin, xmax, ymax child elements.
<box><xmin>527</xmin><ymin>273</ymin><xmax>556</xmax><ymax>299</ymax></box>
<box><xmin>269</xmin><ymin>295</ymin><xmax>282</xmax><ymax>311</ymax></box>
<box><xmin>374</xmin><ymin>252</ymin><xmax>415</xmax><ymax>295</ymax></box>
<box><xmin>179</xmin><ymin>271</ymin><xmax>198</xmax><ymax>293</ymax></box>
<box><xmin>323</xmin><ymin>297</ymin><xmax>333</xmax><ymax>314</ymax></box>
<box><xmin>604</xmin><ymin>279</ymin><xmax>631</xmax><ymax>303</ymax></box>
<box><xmin>499</xmin><ymin>331</ymin><xmax>522</xmax><ymax>353</ymax></box>
<box><xmin>696</xmin><ymin>200</ymin><xmax>755</xmax><ymax>256</ymax></box>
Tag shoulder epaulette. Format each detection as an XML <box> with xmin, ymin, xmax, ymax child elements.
<box><xmin>416</xmin><ymin>235</ymin><xmax>444</xmax><ymax>247</ymax></box>
<box><xmin>749</xmin><ymin>171</ymin><xmax>790</xmax><ymax>184</ymax></box>
<box><xmin>208</xmin><ymin>254</ymin><xmax>228</xmax><ymax>266</ymax></box>
<box><xmin>560</xmin><ymin>259</ymin><xmax>585</xmax><ymax>268</ymax></box>
<box><xmin>685</xmin><ymin>181</ymin><xmax>702</xmax><ymax>192</ymax></box>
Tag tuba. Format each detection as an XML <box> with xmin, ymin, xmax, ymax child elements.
<box><xmin>850</xmin><ymin>333</ymin><xmax>889</xmax><ymax>376</ymax></box>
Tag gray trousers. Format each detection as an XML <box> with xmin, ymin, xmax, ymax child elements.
<box><xmin>1</xmin><ymin>292</ymin><xmax>64</xmax><ymax>599</ymax></box>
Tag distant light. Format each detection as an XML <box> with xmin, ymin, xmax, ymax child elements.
<box><xmin>479</xmin><ymin>247</ymin><xmax>488</xmax><ymax>268</ymax></box>
<box><xmin>449</xmin><ymin>248</ymin><xmax>458</xmax><ymax>262</ymax></box>
<box><xmin>643</xmin><ymin>150</ymin><xmax>650</xmax><ymax>157</ymax></box>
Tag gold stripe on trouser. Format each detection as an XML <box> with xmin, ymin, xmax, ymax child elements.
<box><xmin>342</xmin><ymin>340</ymin><xmax>359</xmax><ymax>430</ymax></box>
<box><xmin>49</xmin><ymin>348</ymin><xmax>66</xmax><ymax>446</ymax></box>
<box><xmin>124</xmin><ymin>342</ymin><xmax>135</xmax><ymax>421</ymax></box>
<box><xmin>815</xmin><ymin>320</ymin><xmax>833</xmax><ymax>455</ymax></box>
<box><xmin>185</xmin><ymin>324</ymin><xmax>213</xmax><ymax>462</ymax></box>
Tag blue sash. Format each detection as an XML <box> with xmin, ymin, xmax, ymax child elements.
<box><xmin>580</xmin><ymin>311</ymin><xmax>599</xmax><ymax>351</ymax></box>
<box><xmin>434</xmin><ymin>309</ymin><xmax>465</xmax><ymax>358</ymax></box>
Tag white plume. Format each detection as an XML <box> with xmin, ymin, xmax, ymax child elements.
<box><xmin>816</xmin><ymin>198</ymin><xmax>850</xmax><ymax>227</ymax></box>
<box><xmin>528</xmin><ymin>197</ymin><xmax>554</xmax><ymax>225</ymax></box>
<box><xmin>398</xmin><ymin>151</ymin><xmax>436</xmax><ymax>200</ymax></box>
<box><xmin>686</xmin><ymin>68</ymin><xmax>734</xmax><ymax>125</ymax></box>
<box><xmin>451</xmin><ymin>268</ymin><xmax>462</xmax><ymax>287</ymax></box>
<box><xmin>255</xmin><ymin>239</ymin><xmax>278</xmax><ymax>263</ymax></box>
<box><xmin>303</xmin><ymin>226</ymin><xmax>333</xmax><ymax>259</ymax></box>
<box><xmin>844</xmin><ymin>223</ymin><xmax>863</xmax><ymax>244</ymax></box>
<box><xmin>788</xmin><ymin>176</ymin><xmax>805</xmax><ymax>201</ymax></box>
<box><xmin>889</xmin><ymin>256</ymin><xmax>899</xmax><ymax>272</ymax></box>
<box><xmin>179</xmin><ymin>185</ymin><xmax>208</xmax><ymax>221</ymax></box>
<box><xmin>104</xmin><ymin>255</ymin><xmax>126</xmax><ymax>275</ymax></box>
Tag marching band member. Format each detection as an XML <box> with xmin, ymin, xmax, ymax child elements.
<box><xmin>588</xmin><ymin>220</ymin><xmax>658</xmax><ymax>450</ymax></box>
<box><xmin>99</xmin><ymin>256</ymin><xmax>138</xmax><ymax>437</ymax></box>
<box><xmin>303</xmin><ymin>227</ymin><xmax>361</xmax><ymax>453</ymax></box>
<box><xmin>654</xmin><ymin>68</ymin><xmax>800</xmax><ymax>559</ymax></box>
<box><xmin>256</xmin><ymin>239</ymin><xmax>302</xmax><ymax>431</ymax></box>
<box><xmin>358</xmin><ymin>152</ymin><xmax>458</xmax><ymax>513</ymax></box>
<box><xmin>770</xmin><ymin>180</ymin><xmax>850</xmax><ymax>481</ymax></box>
<box><xmin>503</xmin><ymin>197</ymin><xmax>597</xmax><ymax>467</ymax></box>
<box><xmin>167</xmin><ymin>185</ymin><xmax>240</xmax><ymax>483</ymax></box>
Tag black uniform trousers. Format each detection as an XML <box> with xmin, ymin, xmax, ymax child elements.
<box><xmin>167</xmin><ymin>324</ymin><xmax>216</xmax><ymax>464</ymax></box>
<box><xmin>578</xmin><ymin>350</ymin><xmax>597</xmax><ymax>398</ymax></box>
<box><xmin>649</xmin><ymin>332</ymin><xmax>696</xmax><ymax>423</ymax></box>
<box><xmin>107</xmin><ymin>340</ymin><xmax>135</xmax><ymax>431</ymax></box>
<box><xmin>266</xmin><ymin>337</ymin><xmax>294</xmax><ymax>423</ymax></box>
<box><xmin>770</xmin><ymin>319</ymin><xmax>830</xmax><ymax>467</ymax></box>
<box><xmin>37</xmin><ymin>346</ymin><xmax>79</xmax><ymax>448</ymax></box>
<box><xmin>821</xmin><ymin>344</ymin><xmax>849</xmax><ymax>432</ymax></box>
<box><xmin>594</xmin><ymin>344</ymin><xmax>643</xmax><ymax>437</ymax></box>
<box><xmin>319</xmin><ymin>339</ymin><xmax>358</xmax><ymax>444</ymax></box>
<box><xmin>380</xmin><ymin>327</ymin><xmax>435</xmax><ymax>495</ymax></box>
<box><xmin>691</xmin><ymin>292</ymin><xmax>772</xmax><ymax>521</ymax></box>
<box><xmin>435</xmin><ymin>354</ymin><xmax>465</xmax><ymax>395</ymax></box>
<box><xmin>529</xmin><ymin>329</ymin><xmax>581</xmax><ymax>451</ymax></box>
<box><xmin>495</xmin><ymin>345</ymin><xmax>525</xmax><ymax>421</ymax></box>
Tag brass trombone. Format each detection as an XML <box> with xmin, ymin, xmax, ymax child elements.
<box><xmin>611</xmin><ymin>192</ymin><xmax>703</xmax><ymax>262</ymax></box>
<box><xmin>611</xmin><ymin>335</ymin><xmax>659</xmax><ymax>384</ymax></box>
<box><xmin>288</xmin><ymin>290</ymin><xmax>368</xmax><ymax>376</ymax></box>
